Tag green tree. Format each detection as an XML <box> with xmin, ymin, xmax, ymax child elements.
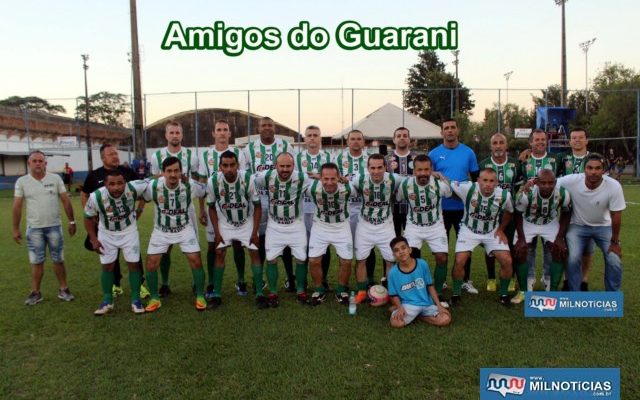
<box><xmin>75</xmin><ymin>91</ymin><xmax>130</xmax><ymax>127</ymax></box>
<box><xmin>404</xmin><ymin>51</ymin><xmax>475</xmax><ymax>124</ymax></box>
<box><xmin>0</xmin><ymin>96</ymin><xmax>66</xmax><ymax>114</ymax></box>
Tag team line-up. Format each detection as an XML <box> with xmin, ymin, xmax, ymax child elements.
<box><xmin>12</xmin><ymin>117</ymin><xmax>625</xmax><ymax>329</ymax></box>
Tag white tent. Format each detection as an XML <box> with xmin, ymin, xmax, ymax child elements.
<box><xmin>332</xmin><ymin>103</ymin><xmax>441</xmax><ymax>140</ymax></box>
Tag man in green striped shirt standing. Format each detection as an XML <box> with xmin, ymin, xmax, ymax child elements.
<box><xmin>396</xmin><ymin>154</ymin><xmax>452</xmax><ymax>305</ymax></box>
<box><xmin>198</xmin><ymin>119</ymin><xmax>249</xmax><ymax>297</ymax></box>
<box><xmin>443</xmin><ymin>168</ymin><xmax>514</xmax><ymax>307</ymax></box>
<box><xmin>254</xmin><ymin>152</ymin><xmax>313</xmax><ymax>307</ymax></box>
<box><xmin>353</xmin><ymin>154</ymin><xmax>404</xmax><ymax>304</ymax></box>
<box><xmin>84</xmin><ymin>170</ymin><xmax>148</xmax><ymax>315</ymax></box>
<box><xmin>306</xmin><ymin>163</ymin><xmax>357</xmax><ymax>306</ymax></box>
<box><xmin>206</xmin><ymin>151</ymin><xmax>264</xmax><ymax>309</ymax></box>
<box><xmin>512</xmin><ymin>169</ymin><xmax>571</xmax><ymax>303</ymax></box>
<box><xmin>143</xmin><ymin>157</ymin><xmax>208</xmax><ymax>312</ymax></box>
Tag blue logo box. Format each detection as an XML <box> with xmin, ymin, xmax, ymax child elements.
<box><xmin>480</xmin><ymin>368</ymin><xmax>620</xmax><ymax>399</ymax></box>
<box><xmin>524</xmin><ymin>291</ymin><xmax>623</xmax><ymax>318</ymax></box>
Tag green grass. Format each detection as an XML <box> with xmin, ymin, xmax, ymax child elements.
<box><xmin>1</xmin><ymin>187</ymin><xmax>639</xmax><ymax>399</ymax></box>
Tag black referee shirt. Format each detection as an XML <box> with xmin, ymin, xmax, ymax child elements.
<box><xmin>82</xmin><ymin>166</ymin><xmax>139</xmax><ymax>194</ymax></box>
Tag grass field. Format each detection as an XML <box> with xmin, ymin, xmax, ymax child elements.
<box><xmin>1</xmin><ymin>186</ymin><xmax>638</xmax><ymax>399</ymax></box>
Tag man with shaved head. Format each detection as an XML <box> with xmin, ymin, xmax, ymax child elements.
<box><xmin>512</xmin><ymin>169</ymin><xmax>571</xmax><ymax>303</ymax></box>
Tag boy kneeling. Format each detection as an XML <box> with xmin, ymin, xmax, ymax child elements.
<box><xmin>388</xmin><ymin>236</ymin><xmax>451</xmax><ymax>328</ymax></box>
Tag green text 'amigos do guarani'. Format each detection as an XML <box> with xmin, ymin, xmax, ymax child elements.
<box><xmin>161</xmin><ymin>21</ymin><xmax>458</xmax><ymax>56</ymax></box>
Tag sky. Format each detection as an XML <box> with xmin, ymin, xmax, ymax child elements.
<box><xmin>2</xmin><ymin>0</ymin><xmax>639</xmax><ymax>135</ymax></box>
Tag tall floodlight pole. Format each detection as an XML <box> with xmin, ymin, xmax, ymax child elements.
<box><xmin>579</xmin><ymin>38</ymin><xmax>596</xmax><ymax>114</ymax></box>
<box><xmin>130</xmin><ymin>0</ymin><xmax>145</xmax><ymax>159</ymax></box>
<box><xmin>555</xmin><ymin>0</ymin><xmax>568</xmax><ymax>107</ymax></box>
<box><xmin>81</xmin><ymin>54</ymin><xmax>93</xmax><ymax>171</ymax></box>
<box><xmin>504</xmin><ymin>71</ymin><xmax>514</xmax><ymax>105</ymax></box>
<box><xmin>452</xmin><ymin>50</ymin><xmax>460</xmax><ymax>114</ymax></box>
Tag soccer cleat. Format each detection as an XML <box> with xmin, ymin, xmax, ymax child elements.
<box><xmin>335</xmin><ymin>292</ymin><xmax>350</xmax><ymax>305</ymax></box>
<box><xmin>510</xmin><ymin>291</ymin><xmax>525</xmax><ymax>304</ymax></box>
<box><xmin>461</xmin><ymin>281</ymin><xmax>479</xmax><ymax>294</ymax></box>
<box><xmin>145</xmin><ymin>298</ymin><xmax>162</xmax><ymax>313</ymax></box>
<box><xmin>158</xmin><ymin>285</ymin><xmax>172</xmax><ymax>298</ymax></box>
<box><xmin>450</xmin><ymin>295</ymin><xmax>462</xmax><ymax>307</ymax></box>
<box><xmin>235</xmin><ymin>282</ymin><xmax>248</xmax><ymax>296</ymax></box>
<box><xmin>112</xmin><ymin>285</ymin><xmax>124</xmax><ymax>297</ymax></box>
<box><xmin>308</xmin><ymin>292</ymin><xmax>327</xmax><ymax>306</ymax></box>
<box><xmin>195</xmin><ymin>296</ymin><xmax>207</xmax><ymax>311</ymax></box>
<box><xmin>131</xmin><ymin>300</ymin><xmax>145</xmax><ymax>314</ymax></box>
<box><xmin>438</xmin><ymin>295</ymin><xmax>450</xmax><ymax>309</ymax></box>
<box><xmin>94</xmin><ymin>301</ymin><xmax>114</xmax><ymax>316</ymax></box>
<box><xmin>296</xmin><ymin>292</ymin><xmax>309</xmax><ymax>305</ymax></box>
<box><xmin>355</xmin><ymin>290</ymin><xmax>368</xmax><ymax>304</ymax></box>
<box><xmin>499</xmin><ymin>295</ymin><xmax>512</xmax><ymax>308</ymax></box>
<box><xmin>442</xmin><ymin>282</ymin><xmax>448</xmax><ymax>290</ymax></box>
<box><xmin>508</xmin><ymin>278</ymin><xmax>516</xmax><ymax>292</ymax></box>
<box><xmin>321</xmin><ymin>281</ymin><xmax>333</xmax><ymax>293</ymax></box>
<box><xmin>380</xmin><ymin>277</ymin><xmax>388</xmax><ymax>289</ymax></box>
<box><xmin>207</xmin><ymin>297</ymin><xmax>222</xmax><ymax>310</ymax></box>
<box><xmin>267</xmin><ymin>294</ymin><xmax>280</xmax><ymax>308</ymax></box>
<box><xmin>256</xmin><ymin>295</ymin><xmax>269</xmax><ymax>310</ymax></box>
<box><xmin>25</xmin><ymin>291</ymin><xmax>43</xmax><ymax>306</ymax></box>
<box><xmin>205</xmin><ymin>284</ymin><xmax>215</xmax><ymax>300</ymax></box>
<box><xmin>283</xmin><ymin>278</ymin><xmax>296</xmax><ymax>293</ymax></box>
<box><xmin>561</xmin><ymin>280</ymin><xmax>569</xmax><ymax>291</ymax></box>
<box><xmin>139</xmin><ymin>285</ymin><xmax>151</xmax><ymax>299</ymax></box>
<box><xmin>580</xmin><ymin>282</ymin><xmax>589</xmax><ymax>291</ymax></box>
<box><xmin>57</xmin><ymin>288</ymin><xmax>75</xmax><ymax>302</ymax></box>
<box><xmin>486</xmin><ymin>279</ymin><xmax>497</xmax><ymax>292</ymax></box>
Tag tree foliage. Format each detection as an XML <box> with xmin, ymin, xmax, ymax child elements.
<box><xmin>0</xmin><ymin>96</ymin><xmax>66</xmax><ymax>114</ymax></box>
<box><xmin>404</xmin><ymin>51</ymin><xmax>475</xmax><ymax>124</ymax></box>
<box><xmin>75</xmin><ymin>91</ymin><xmax>130</xmax><ymax>127</ymax></box>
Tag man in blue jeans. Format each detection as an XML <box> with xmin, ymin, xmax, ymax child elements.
<box><xmin>556</xmin><ymin>153</ymin><xmax>625</xmax><ymax>291</ymax></box>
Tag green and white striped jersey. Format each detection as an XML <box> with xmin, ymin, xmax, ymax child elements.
<box><xmin>150</xmin><ymin>147</ymin><xmax>199</xmax><ymax>177</ymax></box>
<box><xmin>296</xmin><ymin>149</ymin><xmax>332</xmax><ymax>213</ymax></box>
<box><xmin>307</xmin><ymin>180</ymin><xmax>355</xmax><ymax>224</ymax></box>
<box><xmin>198</xmin><ymin>146</ymin><xmax>246</xmax><ymax>178</ymax></box>
<box><xmin>244</xmin><ymin>138</ymin><xmax>293</xmax><ymax>174</ymax></box>
<box><xmin>254</xmin><ymin>170</ymin><xmax>313</xmax><ymax>225</ymax></box>
<box><xmin>515</xmin><ymin>185</ymin><xmax>571</xmax><ymax>225</ymax></box>
<box><xmin>479</xmin><ymin>156</ymin><xmax>522</xmax><ymax>194</ymax></box>
<box><xmin>559</xmin><ymin>152</ymin><xmax>589</xmax><ymax>176</ymax></box>
<box><xmin>522</xmin><ymin>153</ymin><xmax>560</xmax><ymax>180</ymax></box>
<box><xmin>452</xmin><ymin>181</ymin><xmax>514</xmax><ymax>234</ymax></box>
<box><xmin>143</xmin><ymin>177</ymin><xmax>206</xmax><ymax>233</ymax></box>
<box><xmin>335</xmin><ymin>150</ymin><xmax>368</xmax><ymax>205</ymax></box>
<box><xmin>353</xmin><ymin>172</ymin><xmax>403</xmax><ymax>225</ymax></box>
<box><xmin>206</xmin><ymin>170</ymin><xmax>259</xmax><ymax>226</ymax></box>
<box><xmin>396</xmin><ymin>176</ymin><xmax>451</xmax><ymax>226</ymax></box>
<box><xmin>84</xmin><ymin>180</ymin><xmax>148</xmax><ymax>233</ymax></box>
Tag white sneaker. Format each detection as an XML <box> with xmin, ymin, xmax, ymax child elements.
<box><xmin>462</xmin><ymin>281</ymin><xmax>479</xmax><ymax>294</ymax></box>
<box><xmin>130</xmin><ymin>300</ymin><xmax>145</xmax><ymax>314</ymax></box>
<box><xmin>510</xmin><ymin>291</ymin><xmax>525</xmax><ymax>304</ymax></box>
<box><xmin>94</xmin><ymin>302</ymin><xmax>114</xmax><ymax>316</ymax></box>
<box><xmin>442</xmin><ymin>282</ymin><xmax>448</xmax><ymax>290</ymax></box>
<box><xmin>527</xmin><ymin>277</ymin><xmax>536</xmax><ymax>292</ymax></box>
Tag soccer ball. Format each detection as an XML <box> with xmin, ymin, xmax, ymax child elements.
<box><xmin>368</xmin><ymin>285</ymin><xmax>389</xmax><ymax>307</ymax></box>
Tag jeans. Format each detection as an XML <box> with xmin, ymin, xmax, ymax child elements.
<box><xmin>26</xmin><ymin>225</ymin><xmax>64</xmax><ymax>264</ymax></box>
<box><xmin>565</xmin><ymin>224</ymin><xmax>622</xmax><ymax>291</ymax></box>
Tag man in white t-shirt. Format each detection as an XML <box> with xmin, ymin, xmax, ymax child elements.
<box><xmin>557</xmin><ymin>153</ymin><xmax>626</xmax><ymax>291</ymax></box>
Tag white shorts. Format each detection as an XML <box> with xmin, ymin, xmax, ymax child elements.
<box><xmin>455</xmin><ymin>225</ymin><xmax>510</xmax><ymax>255</ymax></box>
<box><xmin>513</xmin><ymin>220</ymin><xmax>559</xmax><ymax>245</ymax></box>
<box><xmin>391</xmin><ymin>304</ymin><xmax>439</xmax><ymax>325</ymax></box>
<box><xmin>258</xmin><ymin>194</ymin><xmax>269</xmax><ymax>235</ymax></box>
<box><xmin>265</xmin><ymin>218</ymin><xmax>307</xmax><ymax>262</ymax></box>
<box><xmin>97</xmin><ymin>227</ymin><xmax>141</xmax><ymax>264</ymax></box>
<box><xmin>349</xmin><ymin>202</ymin><xmax>362</xmax><ymax>241</ymax></box>
<box><xmin>215</xmin><ymin>218</ymin><xmax>258</xmax><ymax>250</ymax></box>
<box><xmin>354</xmin><ymin>218</ymin><xmax>395</xmax><ymax>261</ymax></box>
<box><xmin>404</xmin><ymin>221</ymin><xmax>449</xmax><ymax>254</ymax></box>
<box><xmin>189</xmin><ymin>207</ymin><xmax>199</xmax><ymax>238</ymax></box>
<box><xmin>147</xmin><ymin>226</ymin><xmax>200</xmax><ymax>255</ymax></box>
<box><xmin>308</xmin><ymin>220</ymin><xmax>353</xmax><ymax>260</ymax></box>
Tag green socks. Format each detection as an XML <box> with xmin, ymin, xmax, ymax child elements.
<box><xmin>434</xmin><ymin>265</ymin><xmax>447</xmax><ymax>295</ymax></box>
<box><xmin>356</xmin><ymin>281</ymin><xmax>368</xmax><ymax>292</ymax></box>
<box><xmin>213</xmin><ymin>267</ymin><xmax>225</xmax><ymax>297</ymax></box>
<box><xmin>499</xmin><ymin>278</ymin><xmax>510</xmax><ymax>297</ymax></box>
<box><xmin>191</xmin><ymin>268</ymin><xmax>205</xmax><ymax>296</ymax></box>
<box><xmin>452</xmin><ymin>279</ymin><xmax>463</xmax><ymax>296</ymax></box>
<box><xmin>267</xmin><ymin>263</ymin><xmax>279</xmax><ymax>294</ymax></box>
<box><xmin>160</xmin><ymin>253</ymin><xmax>171</xmax><ymax>286</ymax></box>
<box><xmin>128</xmin><ymin>270</ymin><xmax>142</xmax><ymax>301</ymax></box>
<box><xmin>516</xmin><ymin>262</ymin><xmax>528</xmax><ymax>292</ymax></box>
<box><xmin>252</xmin><ymin>264</ymin><xmax>264</xmax><ymax>296</ymax></box>
<box><xmin>550</xmin><ymin>261</ymin><xmax>564</xmax><ymax>292</ymax></box>
<box><xmin>146</xmin><ymin>270</ymin><xmax>159</xmax><ymax>299</ymax></box>
<box><xmin>207</xmin><ymin>250</ymin><xmax>215</xmax><ymax>286</ymax></box>
<box><xmin>295</xmin><ymin>263</ymin><xmax>307</xmax><ymax>294</ymax></box>
<box><xmin>101</xmin><ymin>270</ymin><xmax>114</xmax><ymax>303</ymax></box>
<box><xmin>335</xmin><ymin>284</ymin><xmax>348</xmax><ymax>294</ymax></box>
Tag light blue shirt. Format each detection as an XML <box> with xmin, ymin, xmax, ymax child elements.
<box><xmin>388</xmin><ymin>258</ymin><xmax>434</xmax><ymax>307</ymax></box>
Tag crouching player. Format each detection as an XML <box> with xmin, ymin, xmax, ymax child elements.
<box><xmin>306</xmin><ymin>163</ymin><xmax>357</xmax><ymax>305</ymax></box>
<box><xmin>143</xmin><ymin>157</ymin><xmax>208</xmax><ymax>312</ymax></box>
<box><xmin>512</xmin><ymin>169</ymin><xmax>570</xmax><ymax>302</ymax></box>
<box><xmin>438</xmin><ymin>168</ymin><xmax>514</xmax><ymax>307</ymax></box>
<box><xmin>84</xmin><ymin>170</ymin><xmax>148</xmax><ymax>315</ymax></box>
<box><xmin>388</xmin><ymin>237</ymin><xmax>451</xmax><ymax>328</ymax></box>
<box><xmin>207</xmin><ymin>151</ymin><xmax>264</xmax><ymax>309</ymax></box>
